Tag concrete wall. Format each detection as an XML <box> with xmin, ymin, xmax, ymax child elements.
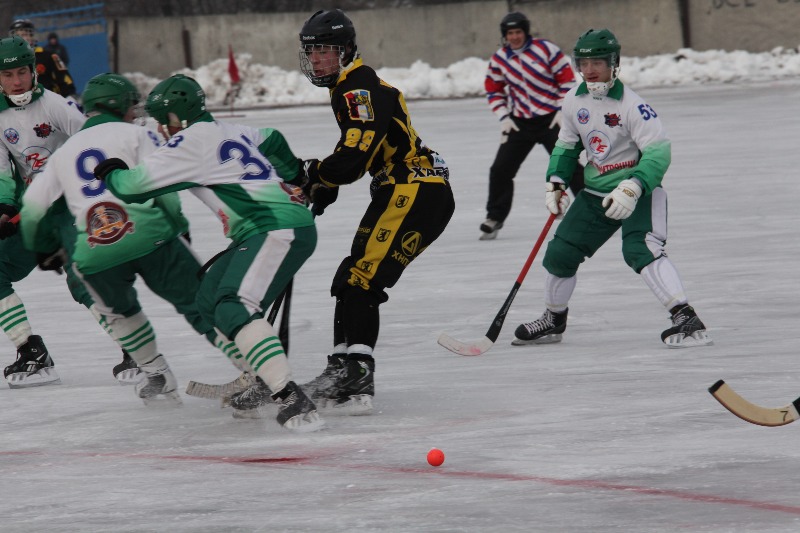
<box><xmin>688</xmin><ymin>0</ymin><xmax>800</xmax><ymax>52</ymax></box>
<box><xmin>114</xmin><ymin>0</ymin><xmax>800</xmax><ymax>78</ymax></box>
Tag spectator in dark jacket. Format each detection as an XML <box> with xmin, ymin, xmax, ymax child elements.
<box><xmin>44</xmin><ymin>32</ymin><xmax>69</xmax><ymax>66</ymax></box>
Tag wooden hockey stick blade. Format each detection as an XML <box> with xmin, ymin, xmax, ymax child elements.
<box><xmin>185</xmin><ymin>372</ymin><xmax>256</xmax><ymax>400</ymax></box>
<box><xmin>437</xmin><ymin>213</ymin><xmax>557</xmax><ymax>357</ymax></box>
<box><xmin>437</xmin><ymin>333</ymin><xmax>494</xmax><ymax>356</ymax></box>
<box><xmin>708</xmin><ymin>379</ymin><xmax>800</xmax><ymax>427</ymax></box>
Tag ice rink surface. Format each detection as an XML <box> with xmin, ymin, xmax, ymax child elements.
<box><xmin>3</xmin><ymin>81</ymin><xmax>800</xmax><ymax>532</ymax></box>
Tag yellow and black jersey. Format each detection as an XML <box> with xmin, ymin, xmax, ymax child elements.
<box><xmin>35</xmin><ymin>46</ymin><xmax>76</xmax><ymax>98</ymax></box>
<box><xmin>317</xmin><ymin>58</ymin><xmax>448</xmax><ymax>188</ymax></box>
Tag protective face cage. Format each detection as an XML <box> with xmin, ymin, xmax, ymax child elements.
<box><xmin>574</xmin><ymin>55</ymin><xmax>619</xmax><ymax>97</ymax></box>
<box><xmin>299</xmin><ymin>43</ymin><xmax>346</xmax><ymax>88</ymax></box>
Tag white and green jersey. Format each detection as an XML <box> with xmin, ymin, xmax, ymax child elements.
<box><xmin>548</xmin><ymin>80</ymin><xmax>671</xmax><ymax>195</ymax></box>
<box><xmin>104</xmin><ymin>118</ymin><xmax>312</xmax><ymax>245</ymax></box>
<box><xmin>0</xmin><ymin>88</ymin><xmax>86</xmax><ymax>205</ymax></box>
<box><xmin>20</xmin><ymin>115</ymin><xmax>189</xmax><ymax>274</ymax></box>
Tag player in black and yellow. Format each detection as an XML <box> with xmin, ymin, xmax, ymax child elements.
<box><xmin>9</xmin><ymin>20</ymin><xmax>76</xmax><ymax>99</ymax></box>
<box><xmin>297</xmin><ymin>8</ymin><xmax>455</xmax><ymax>415</ymax></box>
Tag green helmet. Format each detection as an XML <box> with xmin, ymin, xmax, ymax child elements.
<box><xmin>82</xmin><ymin>73</ymin><xmax>140</xmax><ymax>117</ymax></box>
<box><xmin>573</xmin><ymin>29</ymin><xmax>621</xmax><ymax>67</ymax></box>
<box><xmin>0</xmin><ymin>35</ymin><xmax>35</xmax><ymax>70</ymax></box>
<box><xmin>145</xmin><ymin>74</ymin><xmax>206</xmax><ymax>127</ymax></box>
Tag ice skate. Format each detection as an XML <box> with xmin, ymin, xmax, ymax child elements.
<box><xmin>134</xmin><ymin>355</ymin><xmax>182</xmax><ymax>406</ymax></box>
<box><xmin>512</xmin><ymin>309</ymin><xmax>567</xmax><ymax>345</ymax></box>
<box><xmin>661</xmin><ymin>304</ymin><xmax>712</xmax><ymax>348</ymax></box>
<box><xmin>301</xmin><ymin>354</ymin><xmax>345</xmax><ymax>398</ymax></box>
<box><xmin>229</xmin><ymin>376</ymin><xmax>273</xmax><ymax>419</ymax></box>
<box><xmin>113</xmin><ymin>350</ymin><xmax>143</xmax><ymax>385</ymax></box>
<box><xmin>317</xmin><ymin>355</ymin><xmax>374</xmax><ymax>416</ymax></box>
<box><xmin>272</xmin><ymin>381</ymin><xmax>326</xmax><ymax>432</ymax></box>
<box><xmin>4</xmin><ymin>335</ymin><xmax>61</xmax><ymax>388</ymax></box>
<box><xmin>479</xmin><ymin>218</ymin><xmax>503</xmax><ymax>240</ymax></box>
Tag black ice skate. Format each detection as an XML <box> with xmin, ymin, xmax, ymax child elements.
<box><xmin>113</xmin><ymin>350</ymin><xmax>143</xmax><ymax>385</ymax></box>
<box><xmin>321</xmin><ymin>355</ymin><xmax>375</xmax><ymax>416</ymax></box>
<box><xmin>661</xmin><ymin>304</ymin><xmax>713</xmax><ymax>348</ymax></box>
<box><xmin>479</xmin><ymin>219</ymin><xmax>503</xmax><ymax>241</ymax></box>
<box><xmin>229</xmin><ymin>376</ymin><xmax>273</xmax><ymax>419</ymax></box>
<box><xmin>272</xmin><ymin>381</ymin><xmax>325</xmax><ymax>432</ymax></box>
<box><xmin>301</xmin><ymin>354</ymin><xmax>345</xmax><ymax>399</ymax></box>
<box><xmin>134</xmin><ymin>355</ymin><xmax>182</xmax><ymax>406</ymax></box>
<box><xmin>512</xmin><ymin>309</ymin><xmax>568</xmax><ymax>345</ymax></box>
<box><xmin>4</xmin><ymin>335</ymin><xmax>61</xmax><ymax>388</ymax></box>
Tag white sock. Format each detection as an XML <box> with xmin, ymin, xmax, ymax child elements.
<box><xmin>0</xmin><ymin>293</ymin><xmax>33</xmax><ymax>347</ymax></box>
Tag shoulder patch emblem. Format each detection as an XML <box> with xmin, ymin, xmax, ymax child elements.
<box><xmin>344</xmin><ymin>89</ymin><xmax>374</xmax><ymax>122</ymax></box>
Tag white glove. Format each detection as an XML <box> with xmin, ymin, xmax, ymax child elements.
<box><xmin>545</xmin><ymin>181</ymin><xmax>570</xmax><ymax>218</ymax></box>
<box><xmin>602</xmin><ymin>179</ymin><xmax>643</xmax><ymax>220</ymax></box>
<box><xmin>499</xmin><ymin>115</ymin><xmax>519</xmax><ymax>144</ymax></box>
<box><xmin>549</xmin><ymin>110</ymin><xmax>562</xmax><ymax>129</ymax></box>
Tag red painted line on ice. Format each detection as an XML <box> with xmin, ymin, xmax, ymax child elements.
<box><xmin>3</xmin><ymin>449</ymin><xmax>799</xmax><ymax>515</ymax></box>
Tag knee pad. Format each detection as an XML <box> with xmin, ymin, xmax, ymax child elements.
<box><xmin>542</xmin><ymin>237</ymin><xmax>586</xmax><ymax>279</ymax></box>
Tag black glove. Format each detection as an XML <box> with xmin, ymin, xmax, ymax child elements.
<box><xmin>0</xmin><ymin>204</ymin><xmax>19</xmax><ymax>239</ymax></box>
<box><xmin>93</xmin><ymin>157</ymin><xmax>129</xmax><ymax>181</ymax></box>
<box><xmin>300</xmin><ymin>159</ymin><xmax>321</xmax><ymax>198</ymax></box>
<box><xmin>36</xmin><ymin>249</ymin><xmax>67</xmax><ymax>275</ymax></box>
<box><xmin>311</xmin><ymin>185</ymin><xmax>339</xmax><ymax>216</ymax></box>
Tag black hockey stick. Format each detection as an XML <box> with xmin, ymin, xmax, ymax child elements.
<box><xmin>438</xmin><ymin>212</ymin><xmax>557</xmax><ymax>356</ymax></box>
<box><xmin>708</xmin><ymin>380</ymin><xmax>800</xmax><ymax>427</ymax></box>
<box><xmin>266</xmin><ymin>281</ymin><xmax>291</xmax><ymax>353</ymax></box>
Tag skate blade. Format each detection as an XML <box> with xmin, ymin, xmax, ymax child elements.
<box><xmin>6</xmin><ymin>368</ymin><xmax>62</xmax><ymax>389</ymax></box>
<box><xmin>479</xmin><ymin>231</ymin><xmax>499</xmax><ymax>241</ymax></box>
<box><xmin>664</xmin><ymin>330</ymin><xmax>714</xmax><ymax>349</ymax></box>
<box><xmin>141</xmin><ymin>391</ymin><xmax>183</xmax><ymax>407</ymax></box>
<box><xmin>511</xmin><ymin>333</ymin><xmax>563</xmax><ymax>346</ymax></box>
<box><xmin>322</xmin><ymin>394</ymin><xmax>374</xmax><ymax>416</ymax></box>
<box><xmin>115</xmin><ymin>368</ymin><xmax>144</xmax><ymax>385</ymax></box>
<box><xmin>281</xmin><ymin>411</ymin><xmax>326</xmax><ymax>433</ymax></box>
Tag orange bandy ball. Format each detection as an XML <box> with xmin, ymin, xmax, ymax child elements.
<box><xmin>427</xmin><ymin>448</ymin><xmax>445</xmax><ymax>467</ymax></box>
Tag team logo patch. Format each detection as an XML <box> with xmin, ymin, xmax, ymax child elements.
<box><xmin>4</xmin><ymin>128</ymin><xmax>19</xmax><ymax>144</ymax></box>
<box><xmin>86</xmin><ymin>202</ymin><xmax>134</xmax><ymax>247</ymax></box>
<box><xmin>22</xmin><ymin>146</ymin><xmax>53</xmax><ymax>177</ymax></box>
<box><xmin>344</xmin><ymin>89</ymin><xmax>374</xmax><ymax>122</ymax></box>
<box><xmin>395</xmin><ymin>195</ymin><xmax>410</xmax><ymax>208</ymax></box>
<box><xmin>401</xmin><ymin>231</ymin><xmax>421</xmax><ymax>256</ymax></box>
<box><xmin>577</xmin><ymin>108</ymin><xmax>590</xmax><ymax>124</ymax></box>
<box><xmin>376</xmin><ymin>228</ymin><xmax>392</xmax><ymax>242</ymax></box>
<box><xmin>33</xmin><ymin>122</ymin><xmax>53</xmax><ymax>138</ymax></box>
<box><xmin>604</xmin><ymin>113</ymin><xmax>622</xmax><ymax>127</ymax></box>
<box><xmin>586</xmin><ymin>129</ymin><xmax>611</xmax><ymax>161</ymax></box>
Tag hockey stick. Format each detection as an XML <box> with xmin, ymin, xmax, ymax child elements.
<box><xmin>708</xmin><ymin>380</ymin><xmax>800</xmax><ymax>427</ymax></box>
<box><xmin>438</xmin><ymin>212</ymin><xmax>557</xmax><ymax>356</ymax></box>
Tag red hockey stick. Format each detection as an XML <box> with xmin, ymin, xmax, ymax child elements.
<box><xmin>438</xmin><ymin>212</ymin><xmax>557</xmax><ymax>356</ymax></box>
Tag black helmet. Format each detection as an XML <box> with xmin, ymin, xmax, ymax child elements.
<box><xmin>9</xmin><ymin>19</ymin><xmax>35</xmax><ymax>42</ymax></box>
<box><xmin>500</xmin><ymin>12</ymin><xmax>530</xmax><ymax>37</ymax></box>
<box><xmin>299</xmin><ymin>9</ymin><xmax>356</xmax><ymax>53</ymax></box>
<box><xmin>299</xmin><ymin>9</ymin><xmax>358</xmax><ymax>88</ymax></box>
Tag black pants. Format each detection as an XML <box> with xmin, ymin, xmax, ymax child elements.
<box><xmin>485</xmin><ymin>111</ymin><xmax>584</xmax><ymax>223</ymax></box>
